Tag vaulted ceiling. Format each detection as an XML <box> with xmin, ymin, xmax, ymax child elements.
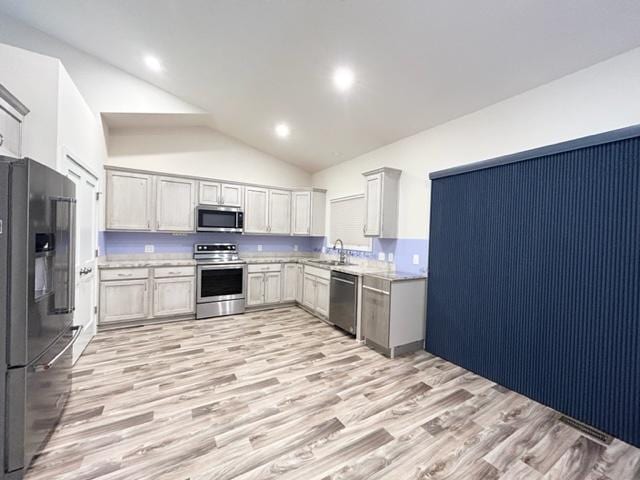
<box><xmin>2</xmin><ymin>0</ymin><xmax>640</xmax><ymax>172</ymax></box>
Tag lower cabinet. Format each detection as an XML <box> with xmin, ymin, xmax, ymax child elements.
<box><xmin>247</xmin><ymin>264</ymin><xmax>282</xmax><ymax>306</ymax></box>
<box><xmin>153</xmin><ymin>276</ymin><xmax>196</xmax><ymax>317</ymax></box>
<box><xmin>283</xmin><ymin>264</ymin><xmax>298</xmax><ymax>302</ymax></box>
<box><xmin>100</xmin><ymin>266</ymin><xmax>195</xmax><ymax>325</ymax></box>
<box><xmin>302</xmin><ymin>266</ymin><xmax>330</xmax><ymax>318</ymax></box>
<box><xmin>100</xmin><ymin>278</ymin><xmax>150</xmax><ymax>324</ymax></box>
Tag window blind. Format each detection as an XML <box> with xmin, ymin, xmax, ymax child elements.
<box><xmin>329</xmin><ymin>194</ymin><xmax>371</xmax><ymax>250</ymax></box>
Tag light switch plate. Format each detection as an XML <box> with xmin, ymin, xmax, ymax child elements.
<box><xmin>144</xmin><ymin>244</ymin><xmax>154</xmax><ymax>253</ymax></box>
<box><xmin>412</xmin><ymin>254</ymin><xmax>420</xmax><ymax>265</ymax></box>
<box><xmin>378</xmin><ymin>252</ymin><xmax>386</xmax><ymax>261</ymax></box>
<box><xmin>388</xmin><ymin>253</ymin><xmax>394</xmax><ymax>262</ymax></box>
<box><xmin>257</xmin><ymin>244</ymin><xmax>263</xmax><ymax>252</ymax></box>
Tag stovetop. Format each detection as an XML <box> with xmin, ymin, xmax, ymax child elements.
<box><xmin>193</xmin><ymin>243</ymin><xmax>243</xmax><ymax>264</ymax></box>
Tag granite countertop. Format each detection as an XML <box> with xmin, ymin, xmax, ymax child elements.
<box><xmin>363</xmin><ymin>271</ymin><xmax>427</xmax><ymax>282</ymax></box>
<box><xmin>98</xmin><ymin>256</ymin><xmax>196</xmax><ymax>269</ymax></box>
<box><xmin>243</xmin><ymin>256</ymin><xmax>394</xmax><ymax>277</ymax></box>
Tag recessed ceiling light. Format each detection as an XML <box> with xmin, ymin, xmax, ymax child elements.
<box><xmin>275</xmin><ymin>123</ymin><xmax>290</xmax><ymax>139</ymax></box>
<box><xmin>144</xmin><ymin>55</ymin><xmax>164</xmax><ymax>72</ymax></box>
<box><xmin>333</xmin><ymin>66</ymin><xmax>355</xmax><ymax>92</ymax></box>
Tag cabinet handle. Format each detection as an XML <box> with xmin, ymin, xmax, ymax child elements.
<box><xmin>0</xmin><ymin>133</ymin><xmax>4</xmax><ymax>146</ymax></box>
<box><xmin>363</xmin><ymin>224</ymin><xmax>367</xmax><ymax>234</ymax></box>
<box><xmin>362</xmin><ymin>285</ymin><xmax>390</xmax><ymax>295</ymax></box>
<box><xmin>157</xmin><ymin>221</ymin><xmax>160</xmax><ymax>230</ymax></box>
<box><xmin>147</xmin><ymin>221</ymin><xmax>150</xmax><ymax>229</ymax></box>
<box><xmin>117</xmin><ymin>273</ymin><xmax>133</xmax><ymax>277</ymax></box>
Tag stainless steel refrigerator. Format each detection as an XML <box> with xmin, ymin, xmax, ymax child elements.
<box><xmin>0</xmin><ymin>157</ymin><xmax>79</xmax><ymax>480</ymax></box>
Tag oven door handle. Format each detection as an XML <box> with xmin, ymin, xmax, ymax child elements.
<box><xmin>198</xmin><ymin>264</ymin><xmax>247</xmax><ymax>271</ymax></box>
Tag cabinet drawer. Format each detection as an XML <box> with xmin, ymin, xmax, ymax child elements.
<box><xmin>362</xmin><ymin>275</ymin><xmax>391</xmax><ymax>293</ymax></box>
<box><xmin>154</xmin><ymin>266</ymin><xmax>195</xmax><ymax>278</ymax></box>
<box><xmin>248</xmin><ymin>263</ymin><xmax>282</xmax><ymax>273</ymax></box>
<box><xmin>100</xmin><ymin>268</ymin><xmax>150</xmax><ymax>281</ymax></box>
<box><xmin>303</xmin><ymin>265</ymin><xmax>331</xmax><ymax>280</ymax></box>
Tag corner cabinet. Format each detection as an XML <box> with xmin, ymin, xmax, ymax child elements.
<box><xmin>156</xmin><ymin>176</ymin><xmax>196</xmax><ymax>232</ymax></box>
<box><xmin>105</xmin><ymin>170</ymin><xmax>154</xmax><ymax>230</ymax></box>
<box><xmin>363</xmin><ymin>167</ymin><xmax>402</xmax><ymax>238</ymax></box>
<box><xmin>292</xmin><ymin>189</ymin><xmax>326</xmax><ymax>236</ymax></box>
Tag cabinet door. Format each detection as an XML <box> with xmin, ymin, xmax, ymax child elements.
<box><xmin>106</xmin><ymin>170</ymin><xmax>153</xmax><ymax>230</ymax></box>
<box><xmin>247</xmin><ymin>273</ymin><xmax>265</xmax><ymax>306</ymax></box>
<box><xmin>303</xmin><ymin>274</ymin><xmax>316</xmax><ymax>309</ymax></box>
<box><xmin>153</xmin><ymin>277</ymin><xmax>195</xmax><ymax>317</ymax></box>
<box><xmin>264</xmin><ymin>272</ymin><xmax>282</xmax><ymax>304</ymax></box>
<box><xmin>0</xmin><ymin>106</ymin><xmax>22</xmax><ymax>157</ymax></box>
<box><xmin>221</xmin><ymin>183</ymin><xmax>244</xmax><ymax>207</ymax></box>
<box><xmin>156</xmin><ymin>176</ymin><xmax>196</xmax><ymax>231</ymax></box>
<box><xmin>361</xmin><ymin>286</ymin><xmax>390</xmax><ymax>347</ymax></box>
<box><xmin>100</xmin><ymin>279</ymin><xmax>150</xmax><ymax>324</ymax></box>
<box><xmin>364</xmin><ymin>173</ymin><xmax>382</xmax><ymax>236</ymax></box>
<box><xmin>199</xmin><ymin>181</ymin><xmax>221</xmax><ymax>205</ymax></box>
<box><xmin>269</xmin><ymin>189</ymin><xmax>291</xmax><ymax>235</ymax></box>
<box><xmin>295</xmin><ymin>265</ymin><xmax>304</xmax><ymax>303</ymax></box>
<box><xmin>315</xmin><ymin>277</ymin><xmax>330</xmax><ymax>318</ymax></box>
<box><xmin>245</xmin><ymin>187</ymin><xmax>269</xmax><ymax>233</ymax></box>
<box><xmin>283</xmin><ymin>264</ymin><xmax>298</xmax><ymax>302</ymax></box>
<box><xmin>292</xmin><ymin>191</ymin><xmax>311</xmax><ymax>235</ymax></box>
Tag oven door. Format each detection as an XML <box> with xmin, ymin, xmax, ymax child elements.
<box><xmin>196</xmin><ymin>206</ymin><xmax>242</xmax><ymax>232</ymax></box>
<box><xmin>197</xmin><ymin>264</ymin><xmax>247</xmax><ymax>303</ymax></box>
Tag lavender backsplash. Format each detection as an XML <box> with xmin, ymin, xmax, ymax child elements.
<box><xmin>99</xmin><ymin>232</ymin><xmax>429</xmax><ymax>274</ymax></box>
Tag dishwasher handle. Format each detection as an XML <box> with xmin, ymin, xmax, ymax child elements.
<box><xmin>332</xmin><ymin>277</ymin><xmax>355</xmax><ymax>286</ymax></box>
<box><xmin>362</xmin><ymin>284</ymin><xmax>390</xmax><ymax>295</ymax></box>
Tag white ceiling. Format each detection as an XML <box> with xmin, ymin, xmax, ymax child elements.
<box><xmin>3</xmin><ymin>1</ymin><xmax>640</xmax><ymax>172</ymax></box>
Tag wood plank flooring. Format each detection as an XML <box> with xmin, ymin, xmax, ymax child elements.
<box><xmin>26</xmin><ymin>307</ymin><xmax>640</xmax><ymax>480</ymax></box>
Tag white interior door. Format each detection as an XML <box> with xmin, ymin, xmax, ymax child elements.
<box><xmin>62</xmin><ymin>153</ymin><xmax>98</xmax><ymax>364</ymax></box>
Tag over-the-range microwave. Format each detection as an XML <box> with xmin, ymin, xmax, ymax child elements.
<box><xmin>196</xmin><ymin>205</ymin><xmax>244</xmax><ymax>232</ymax></box>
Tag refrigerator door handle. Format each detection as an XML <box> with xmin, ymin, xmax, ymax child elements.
<box><xmin>32</xmin><ymin>325</ymin><xmax>82</xmax><ymax>373</ymax></box>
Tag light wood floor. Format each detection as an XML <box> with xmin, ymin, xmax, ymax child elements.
<box><xmin>26</xmin><ymin>307</ymin><xmax>640</xmax><ymax>480</ymax></box>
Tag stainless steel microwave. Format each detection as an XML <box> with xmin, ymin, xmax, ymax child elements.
<box><xmin>196</xmin><ymin>206</ymin><xmax>244</xmax><ymax>232</ymax></box>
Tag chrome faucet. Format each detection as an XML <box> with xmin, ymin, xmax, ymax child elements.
<box><xmin>333</xmin><ymin>238</ymin><xmax>347</xmax><ymax>264</ymax></box>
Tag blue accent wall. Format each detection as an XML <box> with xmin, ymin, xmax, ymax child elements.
<box><xmin>427</xmin><ymin>128</ymin><xmax>640</xmax><ymax>446</ymax></box>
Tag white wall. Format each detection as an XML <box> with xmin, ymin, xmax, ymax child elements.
<box><xmin>107</xmin><ymin>126</ymin><xmax>312</xmax><ymax>188</ymax></box>
<box><xmin>0</xmin><ymin>13</ymin><xmax>203</xmax><ymax>116</ymax></box>
<box><xmin>312</xmin><ymin>46</ymin><xmax>640</xmax><ymax>239</ymax></box>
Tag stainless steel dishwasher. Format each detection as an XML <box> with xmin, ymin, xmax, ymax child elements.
<box><xmin>329</xmin><ymin>271</ymin><xmax>357</xmax><ymax>335</ymax></box>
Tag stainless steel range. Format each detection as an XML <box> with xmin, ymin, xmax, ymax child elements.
<box><xmin>194</xmin><ymin>243</ymin><xmax>247</xmax><ymax>319</ymax></box>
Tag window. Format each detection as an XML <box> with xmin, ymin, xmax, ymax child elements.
<box><xmin>328</xmin><ymin>194</ymin><xmax>372</xmax><ymax>251</ymax></box>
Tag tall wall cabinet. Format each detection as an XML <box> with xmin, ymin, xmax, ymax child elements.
<box><xmin>363</xmin><ymin>167</ymin><xmax>402</xmax><ymax>238</ymax></box>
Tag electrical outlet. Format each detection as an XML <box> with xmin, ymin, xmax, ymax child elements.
<box><xmin>377</xmin><ymin>252</ymin><xmax>386</xmax><ymax>261</ymax></box>
<box><xmin>412</xmin><ymin>254</ymin><xmax>420</xmax><ymax>265</ymax></box>
<box><xmin>388</xmin><ymin>252</ymin><xmax>394</xmax><ymax>262</ymax></box>
<box><xmin>257</xmin><ymin>244</ymin><xmax>263</xmax><ymax>252</ymax></box>
<box><xmin>144</xmin><ymin>244</ymin><xmax>154</xmax><ymax>253</ymax></box>
<box><xmin>293</xmin><ymin>244</ymin><xmax>299</xmax><ymax>252</ymax></box>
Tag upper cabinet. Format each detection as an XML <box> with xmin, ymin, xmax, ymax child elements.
<box><xmin>0</xmin><ymin>84</ymin><xmax>29</xmax><ymax>158</ymax></box>
<box><xmin>198</xmin><ymin>181</ymin><xmax>243</xmax><ymax>207</ymax></box>
<box><xmin>244</xmin><ymin>186</ymin><xmax>269</xmax><ymax>233</ymax></box>
<box><xmin>104</xmin><ymin>166</ymin><xmax>326</xmax><ymax>237</ymax></box>
<box><xmin>292</xmin><ymin>189</ymin><xmax>326</xmax><ymax>236</ymax></box>
<box><xmin>363</xmin><ymin>167</ymin><xmax>401</xmax><ymax>238</ymax></box>
<box><xmin>106</xmin><ymin>170</ymin><xmax>154</xmax><ymax>231</ymax></box>
<box><xmin>268</xmin><ymin>189</ymin><xmax>291</xmax><ymax>235</ymax></box>
<box><xmin>156</xmin><ymin>176</ymin><xmax>196</xmax><ymax>232</ymax></box>
<box><xmin>244</xmin><ymin>187</ymin><xmax>291</xmax><ymax>235</ymax></box>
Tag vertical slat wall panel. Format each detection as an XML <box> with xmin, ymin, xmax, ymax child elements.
<box><xmin>427</xmin><ymin>135</ymin><xmax>640</xmax><ymax>447</ymax></box>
